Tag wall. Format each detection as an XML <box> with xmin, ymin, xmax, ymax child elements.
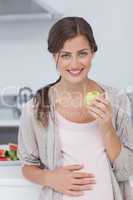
<box><xmin>0</xmin><ymin>19</ymin><xmax>58</xmax><ymax>94</ymax></box>
<box><xmin>0</xmin><ymin>0</ymin><xmax>132</xmax><ymax>94</ymax></box>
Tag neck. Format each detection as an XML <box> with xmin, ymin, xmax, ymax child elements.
<box><xmin>57</xmin><ymin>77</ymin><xmax>91</xmax><ymax>94</ymax></box>
<box><xmin>53</xmin><ymin>77</ymin><xmax>93</xmax><ymax>109</ymax></box>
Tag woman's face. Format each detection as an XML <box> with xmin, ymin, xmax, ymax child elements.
<box><xmin>54</xmin><ymin>35</ymin><xmax>95</xmax><ymax>84</ymax></box>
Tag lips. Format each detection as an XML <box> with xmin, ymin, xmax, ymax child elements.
<box><xmin>67</xmin><ymin>68</ymin><xmax>84</xmax><ymax>76</ymax></box>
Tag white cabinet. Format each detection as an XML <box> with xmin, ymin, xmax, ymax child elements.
<box><xmin>0</xmin><ymin>165</ymin><xmax>132</xmax><ymax>200</ymax></box>
<box><xmin>0</xmin><ymin>166</ymin><xmax>42</xmax><ymax>200</ymax></box>
<box><xmin>0</xmin><ymin>185</ymin><xmax>41</xmax><ymax>200</ymax></box>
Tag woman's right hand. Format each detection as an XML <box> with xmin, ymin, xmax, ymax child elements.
<box><xmin>45</xmin><ymin>164</ymin><xmax>96</xmax><ymax>196</ymax></box>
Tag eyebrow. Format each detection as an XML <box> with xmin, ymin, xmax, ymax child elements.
<box><xmin>60</xmin><ymin>48</ymin><xmax>90</xmax><ymax>54</ymax></box>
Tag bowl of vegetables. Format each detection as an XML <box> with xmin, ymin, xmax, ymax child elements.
<box><xmin>0</xmin><ymin>143</ymin><xmax>21</xmax><ymax>166</ymax></box>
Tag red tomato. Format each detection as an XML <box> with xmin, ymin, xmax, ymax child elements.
<box><xmin>8</xmin><ymin>143</ymin><xmax>18</xmax><ymax>151</ymax></box>
<box><xmin>0</xmin><ymin>149</ymin><xmax>5</xmax><ymax>157</ymax></box>
<box><xmin>0</xmin><ymin>157</ymin><xmax>10</xmax><ymax>161</ymax></box>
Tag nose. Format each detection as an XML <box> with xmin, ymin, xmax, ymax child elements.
<box><xmin>70</xmin><ymin>55</ymin><xmax>80</xmax><ymax>69</ymax></box>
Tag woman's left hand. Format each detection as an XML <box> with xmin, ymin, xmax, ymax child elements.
<box><xmin>87</xmin><ymin>94</ymin><xmax>114</xmax><ymax>135</ymax></box>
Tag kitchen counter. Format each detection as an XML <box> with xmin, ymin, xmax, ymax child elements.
<box><xmin>0</xmin><ymin>165</ymin><xmax>41</xmax><ymax>186</ymax></box>
<box><xmin>0</xmin><ymin>165</ymin><xmax>42</xmax><ymax>200</ymax></box>
<box><xmin>0</xmin><ymin>165</ymin><xmax>132</xmax><ymax>200</ymax></box>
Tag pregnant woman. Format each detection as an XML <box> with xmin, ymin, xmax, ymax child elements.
<box><xmin>17</xmin><ymin>17</ymin><xmax>133</xmax><ymax>200</ymax></box>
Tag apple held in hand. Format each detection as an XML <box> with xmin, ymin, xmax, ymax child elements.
<box><xmin>84</xmin><ymin>91</ymin><xmax>101</xmax><ymax>106</ymax></box>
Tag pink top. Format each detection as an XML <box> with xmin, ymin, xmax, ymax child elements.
<box><xmin>55</xmin><ymin>111</ymin><xmax>114</xmax><ymax>200</ymax></box>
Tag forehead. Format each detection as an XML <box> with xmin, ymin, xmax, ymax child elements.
<box><xmin>61</xmin><ymin>35</ymin><xmax>90</xmax><ymax>52</ymax></box>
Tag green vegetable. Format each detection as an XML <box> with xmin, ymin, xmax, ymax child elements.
<box><xmin>4</xmin><ymin>149</ymin><xmax>19</xmax><ymax>161</ymax></box>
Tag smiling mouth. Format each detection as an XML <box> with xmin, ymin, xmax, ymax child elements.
<box><xmin>67</xmin><ymin>68</ymin><xmax>84</xmax><ymax>76</ymax></box>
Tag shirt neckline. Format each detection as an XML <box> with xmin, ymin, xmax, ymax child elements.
<box><xmin>55</xmin><ymin>110</ymin><xmax>98</xmax><ymax>130</ymax></box>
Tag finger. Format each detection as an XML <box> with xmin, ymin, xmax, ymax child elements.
<box><xmin>99</xmin><ymin>92</ymin><xmax>106</xmax><ymax>98</ymax></box>
<box><xmin>66</xmin><ymin>190</ymin><xmax>84</xmax><ymax>196</ymax></box>
<box><xmin>71</xmin><ymin>184</ymin><xmax>94</xmax><ymax>191</ymax></box>
<box><xmin>91</xmin><ymin>101</ymin><xmax>107</xmax><ymax>113</ymax></box>
<box><xmin>72</xmin><ymin>172</ymin><xmax>95</xmax><ymax>178</ymax></box>
<box><xmin>64</xmin><ymin>164</ymin><xmax>83</xmax><ymax>171</ymax></box>
<box><xmin>88</xmin><ymin>110</ymin><xmax>99</xmax><ymax>119</ymax></box>
<box><xmin>95</xmin><ymin>96</ymin><xmax>110</xmax><ymax>107</ymax></box>
<box><xmin>72</xmin><ymin>178</ymin><xmax>96</xmax><ymax>185</ymax></box>
<box><xmin>89</xmin><ymin>106</ymin><xmax>105</xmax><ymax>119</ymax></box>
<box><xmin>88</xmin><ymin>109</ymin><xmax>105</xmax><ymax>121</ymax></box>
<box><xmin>90</xmin><ymin>103</ymin><xmax>112</xmax><ymax>118</ymax></box>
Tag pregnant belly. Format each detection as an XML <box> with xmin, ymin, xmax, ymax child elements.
<box><xmin>61</xmin><ymin>151</ymin><xmax>114</xmax><ymax>200</ymax></box>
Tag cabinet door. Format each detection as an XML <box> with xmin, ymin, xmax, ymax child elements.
<box><xmin>0</xmin><ymin>186</ymin><xmax>41</xmax><ymax>200</ymax></box>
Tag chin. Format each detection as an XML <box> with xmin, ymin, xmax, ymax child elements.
<box><xmin>66</xmin><ymin>76</ymin><xmax>87</xmax><ymax>84</ymax></box>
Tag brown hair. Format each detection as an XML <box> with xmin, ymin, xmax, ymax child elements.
<box><xmin>33</xmin><ymin>16</ymin><xmax>98</xmax><ymax>128</ymax></box>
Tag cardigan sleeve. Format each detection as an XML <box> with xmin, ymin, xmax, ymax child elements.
<box><xmin>111</xmin><ymin>93</ymin><xmax>133</xmax><ymax>182</ymax></box>
<box><xmin>17</xmin><ymin>101</ymin><xmax>42</xmax><ymax>167</ymax></box>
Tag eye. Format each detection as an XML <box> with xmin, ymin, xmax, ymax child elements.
<box><xmin>61</xmin><ymin>54</ymin><xmax>71</xmax><ymax>59</ymax></box>
<box><xmin>79</xmin><ymin>52</ymin><xmax>88</xmax><ymax>57</ymax></box>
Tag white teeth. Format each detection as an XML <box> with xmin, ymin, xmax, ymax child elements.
<box><xmin>68</xmin><ymin>69</ymin><xmax>82</xmax><ymax>74</ymax></box>
<box><xmin>69</xmin><ymin>70</ymin><xmax>81</xmax><ymax>74</ymax></box>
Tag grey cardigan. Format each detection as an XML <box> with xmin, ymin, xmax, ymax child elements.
<box><xmin>17</xmin><ymin>83</ymin><xmax>133</xmax><ymax>200</ymax></box>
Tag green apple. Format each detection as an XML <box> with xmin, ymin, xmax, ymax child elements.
<box><xmin>84</xmin><ymin>91</ymin><xmax>101</xmax><ymax>105</ymax></box>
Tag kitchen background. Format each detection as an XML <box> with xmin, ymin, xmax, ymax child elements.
<box><xmin>0</xmin><ymin>0</ymin><xmax>132</xmax><ymax>144</ymax></box>
<box><xmin>0</xmin><ymin>0</ymin><xmax>133</xmax><ymax>199</ymax></box>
